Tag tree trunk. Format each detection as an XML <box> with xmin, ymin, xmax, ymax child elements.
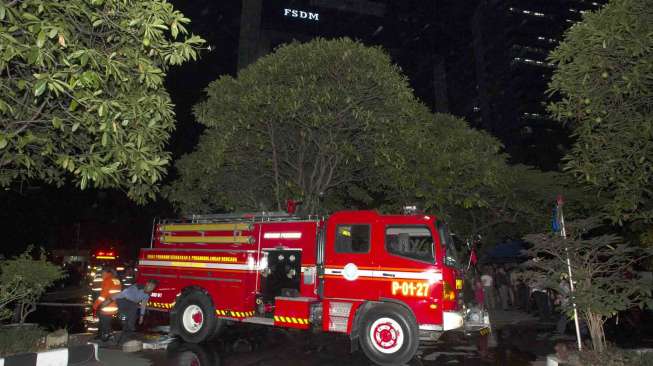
<box><xmin>12</xmin><ymin>303</ymin><xmax>21</xmax><ymax>323</ymax></box>
<box><xmin>585</xmin><ymin>311</ymin><xmax>606</xmax><ymax>352</ymax></box>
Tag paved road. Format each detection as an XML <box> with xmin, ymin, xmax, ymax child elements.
<box><xmin>82</xmin><ymin>311</ymin><xmax>559</xmax><ymax>366</ymax></box>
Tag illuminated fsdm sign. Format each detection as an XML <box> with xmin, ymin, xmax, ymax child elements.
<box><xmin>284</xmin><ymin>8</ymin><xmax>320</xmax><ymax>21</ymax></box>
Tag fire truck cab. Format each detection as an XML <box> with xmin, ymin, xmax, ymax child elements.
<box><xmin>137</xmin><ymin>210</ymin><xmax>466</xmax><ymax>365</ymax></box>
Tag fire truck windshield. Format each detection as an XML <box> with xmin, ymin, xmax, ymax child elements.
<box><xmin>385</xmin><ymin>226</ymin><xmax>435</xmax><ymax>263</ymax></box>
<box><xmin>437</xmin><ymin>221</ymin><xmax>461</xmax><ymax>268</ymax></box>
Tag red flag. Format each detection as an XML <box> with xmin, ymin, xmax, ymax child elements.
<box><xmin>470</xmin><ymin>248</ymin><xmax>478</xmax><ymax>266</ymax></box>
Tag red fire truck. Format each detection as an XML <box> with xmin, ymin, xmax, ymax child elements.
<box><xmin>137</xmin><ymin>209</ymin><xmax>470</xmax><ymax>365</ymax></box>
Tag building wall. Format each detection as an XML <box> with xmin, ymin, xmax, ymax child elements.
<box><xmin>471</xmin><ymin>0</ymin><xmax>606</xmax><ymax>168</ymax></box>
<box><xmin>237</xmin><ymin>0</ymin><xmax>457</xmax><ymax>113</ymax></box>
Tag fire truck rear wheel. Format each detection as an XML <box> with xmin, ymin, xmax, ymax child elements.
<box><xmin>359</xmin><ymin>304</ymin><xmax>419</xmax><ymax>366</ymax></box>
<box><xmin>167</xmin><ymin>341</ymin><xmax>220</xmax><ymax>366</ymax></box>
<box><xmin>173</xmin><ymin>290</ymin><xmax>218</xmax><ymax>343</ymax></box>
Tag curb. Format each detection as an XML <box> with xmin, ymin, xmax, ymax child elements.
<box><xmin>0</xmin><ymin>343</ymin><xmax>98</xmax><ymax>366</ymax></box>
<box><xmin>546</xmin><ymin>354</ymin><xmax>560</xmax><ymax>366</ymax></box>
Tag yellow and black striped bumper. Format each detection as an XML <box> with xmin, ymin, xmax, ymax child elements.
<box><xmin>215</xmin><ymin>309</ymin><xmax>255</xmax><ymax>318</ymax></box>
<box><xmin>147</xmin><ymin>301</ymin><xmax>175</xmax><ymax>309</ymax></box>
<box><xmin>274</xmin><ymin>315</ymin><xmax>310</xmax><ymax>327</ymax></box>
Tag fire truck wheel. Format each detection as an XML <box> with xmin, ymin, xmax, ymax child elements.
<box><xmin>359</xmin><ymin>304</ymin><xmax>419</xmax><ymax>366</ymax></box>
<box><xmin>173</xmin><ymin>291</ymin><xmax>218</xmax><ymax>343</ymax></box>
<box><xmin>167</xmin><ymin>341</ymin><xmax>220</xmax><ymax>366</ymax></box>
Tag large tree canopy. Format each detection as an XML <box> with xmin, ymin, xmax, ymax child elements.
<box><xmin>167</xmin><ymin>37</ymin><xmax>562</xmax><ymax>241</ymax></box>
<box><xmin>167</xmin><ymin>38</ymin><xmax>420</xmax><ymax>214</ymax></box>
<box><xmin>548</xmin><ymin>0</ymin><xmax>653</xmax><ymax>223</ymax></box>
<box><xmin>0</xmin><ymin>0</ymin><xmax>204</xmax><ymax>202</ymax></box>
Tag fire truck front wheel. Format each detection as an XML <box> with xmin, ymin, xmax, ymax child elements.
<box><xmin>172</xmin><ymin>290</ymin><xmax>218</xmax><ymax>343</ymax></box>
<box><xmin>359</xmin><ymin>304</ymin><xmax>419</xmax><ymax>366</ymax></box>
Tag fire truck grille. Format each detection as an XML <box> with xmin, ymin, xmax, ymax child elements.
<box><xmin>328</xmin><ymin>302</ymin><xmax>353</xmax><ymax>333</ymax></box>
<box><xmin>329</xmin><ymin>302</ymin><xmax>352</xmax><ymax>317</ymax></box>
<box><xmin>328</xmin><ymin>316</ymin><xmax>349</xmax><ymax>332</ymax></box>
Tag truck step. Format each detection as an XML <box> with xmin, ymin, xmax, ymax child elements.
<box><xmin>241</xmin><ymin>316</ymin><xmax>275</xmax><ymax>326</ymax></box>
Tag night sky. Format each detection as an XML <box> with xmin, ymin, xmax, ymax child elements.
<box><xmin>0</xmin><ymin>0</ymin><xmax>572</xmax><ymax>258</ymax></box>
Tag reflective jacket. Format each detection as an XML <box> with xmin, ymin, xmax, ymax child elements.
<box><xmin>93</xmin><ymin>274</ymin><xmax>122</xmax><ymax>315</ymax></box>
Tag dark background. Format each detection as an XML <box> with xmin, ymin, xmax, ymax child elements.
<box><xmin>0</xmin><ymin>0</ymin><xmax>605</xmax><ymax>258</ymax></box>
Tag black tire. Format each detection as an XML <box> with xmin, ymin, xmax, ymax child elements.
<box><xmin>359</xmin><ymin>303</ymin><xmax>419</xmax><ymax>366</ymax></box>
<box><xmin>209</xmin><ymin>316</ymin><xmax>226</xmax><ymax>340</ymax></box>
<box><xmin>171</xmin><ymin>290</ymin><xmax>219</xmax><ymax>343</ymax></box>
<box><xmin>167</xmin><ymin>341</ymin><xmax>221</xmax><ymax>366</ymax></box>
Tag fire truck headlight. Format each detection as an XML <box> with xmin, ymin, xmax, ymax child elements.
<box><xmin>426</xmin><ymin>271</ymin><xmax>443</xmax><ymax>285</ymax></box>
<box><xmin>258</xmin><ymin>256</ymin><xmax>268</xmax><ymax>271</ymax></box>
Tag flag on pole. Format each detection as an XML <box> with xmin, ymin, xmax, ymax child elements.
<box><xmin>552</xmin><ymin>206</ymin><xmax>560</xmax><ymax>233</ymax></box>
<box><xmin>552</xmin><ymin>195</ymin><xmax>564</xmax><ymax>233</ymax></box>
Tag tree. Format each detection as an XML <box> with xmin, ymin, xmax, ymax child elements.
<box><xmin>441</xmin><ymin>165</ymin><xmax>601</xmax><ymax>246</ymax></box>
<box><xmin>373</xmin><ymin>111</ymin><xmax>601</xmax><ymax>242</ymax></box>
<box><xmin>547</xmin><ymin>0</ymin><xmax>653</xmax><ymax>224</ymax></box>
<box><xmin>167</xmin><ymin>38</ymin><xmax>423</xmax><ymax>214</ymax></box>
<box><xmin>523</xmin><ymin>218</ymin><xmax>653</xmax><ymax>352</ymax></box>
<box><xmin>0</xmin><ymin>0</ymin><xmax>204</xmax><ymax>202</ymax></box>
<box><xmin>166</xmin><ymin>36</ymin><xmax>563</xmax><ymax>246</ymax></box>
<box><xmin>0</xmin><ymin>247</ymin><xmax>64</xmax><ymax>323</ymax></box>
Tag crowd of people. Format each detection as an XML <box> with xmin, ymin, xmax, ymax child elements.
<box><xmin>468</xmin><ymin>264</ymin><xmax>571</xmax><ymax>334</ymax></box>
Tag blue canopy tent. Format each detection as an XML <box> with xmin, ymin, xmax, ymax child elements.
<box><xmin>481</xmin><ymin>240</ymin><xmax>528</xmax><ymax>264</ymax></box>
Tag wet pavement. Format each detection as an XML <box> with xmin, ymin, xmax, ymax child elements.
<box><xmin>81</xmin><ymin>317</ymin><xmax>558</xmax><ymax>366</ymax></box>
<box><xmin>27</xmin><ymin>292</ymin><xmax>558</xmax><ymax>366</ymax></box>
<box><xmin>30</xmin><ymin>285</ymin><xmax>653</xmax><ymax>366</ymax></box>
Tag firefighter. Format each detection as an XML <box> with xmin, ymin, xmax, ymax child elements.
<box><xmin>103</xmin><ymin>279</ymin><xmax>158</xmax><ymax>343</ymax></box>
<box><xmin>92</xmin><ymin>268</ymin><xmax>122</xmax><ymax>342</ymax></box>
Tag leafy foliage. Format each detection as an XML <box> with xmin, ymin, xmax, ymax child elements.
<box><xmin>0</xmin><ymin>0</ymin><xmax>204</xmax><ymax>202</ymax></box>
<box><xmin>442</xmin><ymin>166</ymin><xmax>601</xmax><ymax>245</ymax></box>
<box><xmin>576</xmin><ymin>346</ymin><xmax>653</xmax><ymax>366</ymax></box>
<box><xmin>0</xmin><ymin>324</ymin><xmax>46</xmax><ymax>356</ymax></box>
<box><xmin>167</xmin><ymin>38</ymin><xmax>427</xmax><ymax>214</ymax></box>
<box><xmin>0</xmin><ymin>247</ymin><xmax>64</xmax><ymax>323</ymax></box>
<box><xmin>167</xmin><ymin>37</ymin><xmax>570</xmax><ymax>243</ymax></box>
<box><xmin>547</xmin><ymin>0</ymin><xmax>653</xmax><ymax>223</ymax></box>
<box><xmin>167</xmin><ymin>39</ymin><xmax>512</xmax><ymax>217</ymax></box>
<box><xmin>523</xmin><ymin>218</ymin><xmax>653</xmax><ymax>352</ymax></box>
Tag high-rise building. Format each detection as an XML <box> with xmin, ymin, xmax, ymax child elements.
<box><xmin>237</xmin><ymin>0</ymin><xmax>463</xmax><ymax>113</ymax></box>
<box><xmin>470</xmin><ymin>0</ymin><xmax>606</xmax><ymax>168</ymax></box>
<box><xmin>235</xmin><ymin>0</ymin><xmax>607</xmax><ymax>169</ymax></box>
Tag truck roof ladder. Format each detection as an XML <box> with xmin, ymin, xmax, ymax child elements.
<box><xmin>157</xmin><ymin>211</ymin><xmax>322</xmax><ymax>225</ymax></box>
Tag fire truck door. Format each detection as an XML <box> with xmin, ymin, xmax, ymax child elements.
<box><xmin>323</xmin><ymin>221</ymin><xmax>378</xmax><ymax>299</ymax></box>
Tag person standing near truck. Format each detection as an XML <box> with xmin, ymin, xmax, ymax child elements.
<box><xmin>103</xmin><ymin>280</ymin><xmax>158</xmax><ymax>343</ymax></box>
<box><xmin>92</xmin><ymin>268</ymin><xmax>121</xmax><ymax>342</ymax></box>
<box><xmin>480</xmin><ymin>268</ymin><xmax>495</xmax><ymax>310</ymax></box>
